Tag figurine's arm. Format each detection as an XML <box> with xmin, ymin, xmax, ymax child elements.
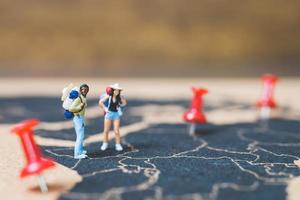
<box><xmin>69</xmin><ymin>97</ymin><xmax>84</xmax><ymax>113</ymax></box>
<box><xmin>99</xmin><ymin>95</ymin><xmax>109</xmax><ymax>112</ymax></box>
<box><xmin>120</xmin><ymin>96</ymin><xmax>127</xmax><ymax>107</ymax></box>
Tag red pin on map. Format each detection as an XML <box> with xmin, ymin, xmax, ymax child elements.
<box><xmin>256</xmin><ymin>74</ymin><xmax>278</xmax><ymax>119</ymax></box>
<box><xmin>11</xmin><ymin>119</ymin><xmax>55</xmax><ymax>192</ymax></box>
<box><xmin>183</xmin><ymin>87</ymin><xmax>208</xmax><ymax>134</ymax></box>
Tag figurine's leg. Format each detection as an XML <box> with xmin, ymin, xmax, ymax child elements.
<box><xmin>113</xmin><ymin>119</ymin><xmax>121</xmax><ymax>144</ymax></box>
<box><xmin>114</xmin><ymin>119</ymin><xmax>123</xmax><ymax>151</ymax></box>
<box><xmin>101</xmin><ymin>118</ymin><xmax>112</xmax><ymax>151</ymax></box>
<box><xmin>79</xmin><ymin>117</ymin><xmax>85</xmax><ymax>153</ymax></box>
<box><xmin>103</xmin><ymin>119</ymin><xmax>112</xmax><ymax>143</ymax></box>
<box><xmin>74</xmin><ymin>115</ymin><xmax>85</xmax><ymax>157</ymax></box>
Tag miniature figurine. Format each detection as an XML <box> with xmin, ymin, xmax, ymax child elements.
<box><xmin>99</xmin><ymin>83</ymin><xmax>127</xmax><ymax>151</ymax></box>
<box><xmin>68</xmin><ymin>84</ymin><xmax>89</xmax><ymax>159</ymax></box>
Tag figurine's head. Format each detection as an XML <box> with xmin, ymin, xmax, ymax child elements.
<box><xmin>80</xmin><ymin>84</ymin><xmax>89</xmax><ymax>97</ymax></box>
<box><xmin>109</xmin><ymin>83</ymin><xmax>122</xmax><ymax>96</ymax></box>
<box><xmin>113</xmin><ymin>89</ymin><xmax>120</xmax><ymax>96</ymax></box>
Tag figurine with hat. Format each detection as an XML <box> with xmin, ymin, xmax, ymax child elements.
<box><xmin>99</xmin><ymin>83</ymin><xmax>127</xmax><ymax>151</ymax></box>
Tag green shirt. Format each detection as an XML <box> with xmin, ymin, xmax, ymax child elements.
<box><xmin>68</xmin><ymin>95</ymin><xmax>87</xmax><ymax>116</ymax></box>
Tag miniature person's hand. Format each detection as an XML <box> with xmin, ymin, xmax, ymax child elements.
<box><xmin>120</xmin><ymin>96</ymin><xmax>127</xmax><ymax>106</ymax></box>
<box><xmin>104</xmin><ymin>107</ymin><xmax>109</xmax><ymax>113</ymax></box>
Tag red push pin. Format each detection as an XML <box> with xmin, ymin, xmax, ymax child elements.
<box><xmin>256</xmin><ymin>74</ymin><xmax>279</xmax><ymax>119</ymax></box>
<box><xmin>183</xmin><ymin>87</ymin><xmax>208</xmax><ymax>134</ymax></box>
<box><xmin>11</xmin><ymin>119</ymin><xmax>55</xmax><ymax>192</ymax></box>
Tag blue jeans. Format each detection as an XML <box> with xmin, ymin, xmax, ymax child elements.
<box><xmin>73</xmin><ymin>115</ymin><xmax>85</xmax><ymax>156</ymax></box>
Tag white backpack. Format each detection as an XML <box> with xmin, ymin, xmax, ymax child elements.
<box><xmin>61</xmin><ymin>83</ymin><xmax>80</xmax><ymax>110</ymax></box>
<box><xmin>61</xmin><ymin>83</ymin><xmax>80</xmax><ymax>119</ymax></box>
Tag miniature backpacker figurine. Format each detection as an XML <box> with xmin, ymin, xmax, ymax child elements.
<box><xmin>61</xmin><ymin>83</ymin><xmax>82</xmax><ymax>119</ymax></box>
<box><xmin>99</xmin><ymin>83</ymin><xmax>127</xmax><ymax>152</ymax></box>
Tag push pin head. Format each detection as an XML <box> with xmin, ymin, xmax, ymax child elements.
<box><xmin>256</xmin><ymin>74</ymin><xmax>279</xmax><ymax>120</ymax></box>
<box><xmin>11</xmin><ymin>119</ymin><xmax>39</xmax><ymax>136</ymax></box>
<box><xmin>256</xmin><ymin>74</ymin><xmax>278</xmax><ymax>108</ymax></box>
<box><xmin>192</xmin><ymin>87</ymin><xmax>208</xmax><ymax>95</ymax></box>
<box><xmin>183</xmin><ymin>87</ymin><xmax>208</xmax><ymax>124</ymax></box>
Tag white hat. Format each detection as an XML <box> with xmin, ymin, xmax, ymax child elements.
<box><xmin>109</xmin><ymin>83</ymin><xmax>123</xmax><ymax>90</ymax></box>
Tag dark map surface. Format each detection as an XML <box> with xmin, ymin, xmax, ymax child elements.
<box><xmin>1</xmin><ymin>97</ymin><xmax>300</xmax><ymax>200</ymax></box>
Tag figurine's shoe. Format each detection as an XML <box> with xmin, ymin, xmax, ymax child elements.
<box><xmin>82</xmin><ymin>150</ymin><xmax>87</xmax><ymax>155</ymax></box>
<box><xmin>74</xmin><ymin>154</ymin><xmax>87</xmax><ymax>159</ymax></box>
<box><xmin>115</xmin><ymin>144</ymin><xmax>123</xmax><ymax>151</ymax></box>
<box><xmin>101</xmin><ymin>143</ymin><xmax>108</xmax><ymax>151</ymax></box>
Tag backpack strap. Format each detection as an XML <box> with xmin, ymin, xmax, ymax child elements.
<box><xmin>73</xmin><ymin>96</ymin><xmax>85</xmax><ymax>114</ymax></box>
<box><xmin>107</xmin><ymin>96</ymin><xmax>112</xmax><ymax>110</ymax></box>
<box><xmin>106</xmin><ymin>96</ymin><xmax>122</xmax><ymax>111</ymax></box>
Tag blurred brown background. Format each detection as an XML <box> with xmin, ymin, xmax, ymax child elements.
<box><xmin>0</xmin><ymin>0</ymin><xmax>299</xmax><ymax>77</ymax></box>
